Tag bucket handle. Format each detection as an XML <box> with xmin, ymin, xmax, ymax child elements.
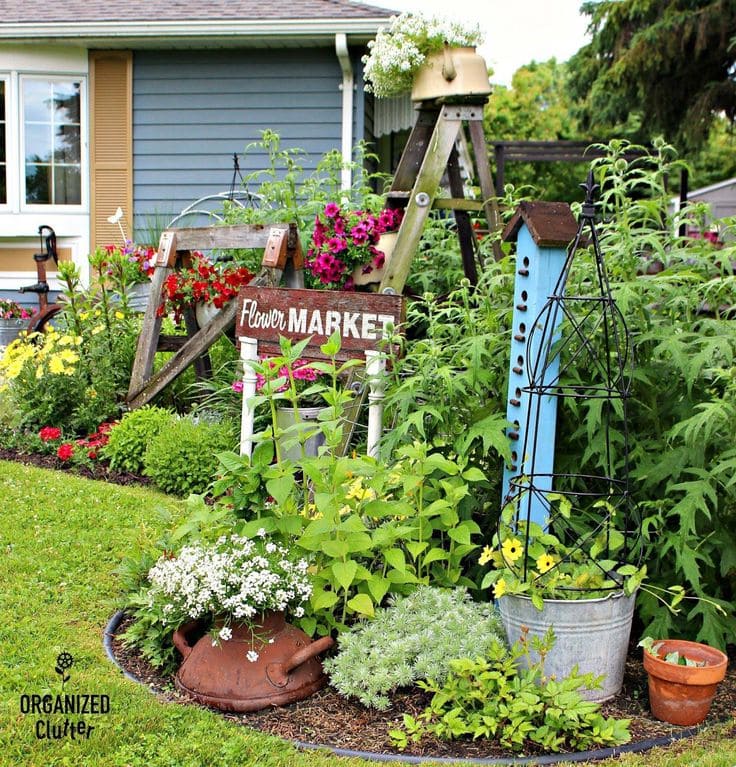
<box><xmin>172</xmin><ymin>620</ymin><xmax>201</xmax><ymax>660</ymax></box>
<box><xmin>441</xmin><ymin>44</ymin><xmax>457</xmax><ymax>82</ymax></box>
<box><xmin>266</xmin><ymin>635</ymin><xmax>334</xmax><ymax>688</ymax></box>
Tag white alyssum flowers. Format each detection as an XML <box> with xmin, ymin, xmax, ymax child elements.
<box><xmin>145</xmin><ymin>534</ymin><xmax>312</xmax><ymax>626</ymax></box>
<box><xmin>362</xmin><ymin>13</ymin><xmax>483</xmax><ymax>98</ymax></box>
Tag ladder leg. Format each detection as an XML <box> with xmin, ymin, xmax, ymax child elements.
<box><xmin>447</xmin><ymin>144</ymin><xmax>479</xmax><ymax>285</ymax></box>
<box><xmin>468</xmin><ymin>119</ymin><xmax>505</xmax><ymax>261</ymax></box>
<box><xmin>380</xmin><ymin>109</ymin><xmax>463</xmax><ymax>294</ymax></box>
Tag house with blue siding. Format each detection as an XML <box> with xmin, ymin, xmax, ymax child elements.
<box><xmin>0</xmin><ymin>0</ymin><xmax>394</xmax><ymax>298</ymax></box>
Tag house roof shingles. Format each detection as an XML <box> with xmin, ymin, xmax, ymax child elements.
<box><xmin>0</xmin><ymin>0</ymin><xmax>393</xmax><ymax>23</ymax></box>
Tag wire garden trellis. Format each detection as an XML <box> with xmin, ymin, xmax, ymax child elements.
<box><xmin>501</xmin><ymin>173</ymin><xmax>642</xmax><ymax>594</ymax></box>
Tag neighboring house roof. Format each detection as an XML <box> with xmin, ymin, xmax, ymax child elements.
<box><xmin>684</xmin><ymin>177</ymin><xmax>736</xmax><ymax>198</ymax></box>
<box><xmin>0</xmin><ymin>0</ymin><xmax>394</xmax><ymax>42</ymax></box>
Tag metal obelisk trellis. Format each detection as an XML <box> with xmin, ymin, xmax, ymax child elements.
<box><xmin>502</xmin><ymin>175</ymin><xmax>640</xmax><ymax>587</ymax></box>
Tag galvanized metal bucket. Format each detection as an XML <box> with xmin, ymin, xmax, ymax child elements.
<box><xmin>276</xmin><ymin>406</ymin><xmax>326</xmax><ymax>462</ymax></box>
<box><xmin>0</xmin><ymin>317</ymin><xmax>26</xmax><ymax>347</ymax></box>
<box><xmin>498</xmin><ymin>590</ymin><xmax>636</xmax><ymax>701</ymax></box>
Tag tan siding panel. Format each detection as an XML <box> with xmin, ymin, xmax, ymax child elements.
<box><xmin>0</xmin><ymin>247</ymin><xmax>72</xmax><ymax>271</ymax></box>
<box><xmin>90</xmin><ymin>51</ymin><xmax>132</xmax><ymax>249</ymax></box>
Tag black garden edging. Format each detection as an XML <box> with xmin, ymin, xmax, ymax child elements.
<box><xmin>103</xmin><ymin>610</ymin><xmax>707</xmax><ymax>766</ymax></box>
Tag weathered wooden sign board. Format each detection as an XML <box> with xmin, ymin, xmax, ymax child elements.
<box><xmin>236</xmin><ymin>286</ymin><xmax>405</xmax><ymax>459</ymax></box>
<box><xmin>235</xmin><ymin>286</ymin><xmax>405</xmax><ymax>359</ymax></box>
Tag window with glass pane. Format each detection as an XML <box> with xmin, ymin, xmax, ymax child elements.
<box><xmin>23</xmin><ymin>79</ymin><xmax>81</xmax><ymax>205</ymax></box>
<box><xmin>0</xmin><ymin>81</ymin><xmax>6</xmax><ymax>205</ymax></box>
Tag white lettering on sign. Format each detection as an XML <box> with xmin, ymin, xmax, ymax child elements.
<box><xmin>240</xmin><ymin>298</ymin><xmax>286</xmax><ymax>332</ymax></box>
<box><xmin>241</xmin><ymin>298</ymin><xmax>397</xmax><ymax>341</ymax></box>
<box><xmin>288</xmin><ymin>307</ymin><xmax>307</xmax><ymax>333</ymax></box>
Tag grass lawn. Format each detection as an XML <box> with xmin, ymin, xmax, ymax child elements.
<box><xmin>0</xmin><ymin>460</ymin><xmax>733</xmax><ymax>767</ymax></box>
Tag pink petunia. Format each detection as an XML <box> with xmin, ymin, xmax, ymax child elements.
<box><xmin>324</xmin><ymin>202</ymin><xmax>340</xmax><ymax>218</ymax></box>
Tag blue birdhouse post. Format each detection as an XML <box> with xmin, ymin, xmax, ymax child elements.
<box><xmin>501</xmin><ymin>202</ymin><xmax>578</xmax><ymax>526</ymax></box>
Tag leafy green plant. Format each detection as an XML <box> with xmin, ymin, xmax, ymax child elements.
<box><xmin>323</xmin><ymin>586</ymin><xmax>505</xmax><ymax>710</ymax></box>
<box><xmin>144</xmin><ymin>416</ymin><xmax>235</xmax><ymax>496</ymax></box>
<box><xmin>104</xmin><ymin>406</ymin><xmax>176</xmax><ymax>474</ymax></box>
<box><xmin>638</xmin><ymin>637</ymin><xmax>707</xmax><ymax>667</ymax></box>
<box><xmin>390</xmin><ymin>627</ymin><xmax>631</xmax><ymax>753</ymax></box>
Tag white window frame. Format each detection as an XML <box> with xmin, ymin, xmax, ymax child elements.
<box><xmin>0</xmin><ymin>74</ymin><xmax>11</xmax><ymax>212</ymax></box>
<box><xmin>19</xmin><ymin>73</ymin><xmax>87</xmax><ymax>213</ymax></box>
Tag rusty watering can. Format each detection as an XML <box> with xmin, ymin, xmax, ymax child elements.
<box><xmin>172</xmin><ymin>611</ymin><xmax>334</xmax><ymax>712</ymax></box>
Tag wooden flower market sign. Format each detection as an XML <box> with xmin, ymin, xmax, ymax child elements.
<box><xmin>236</xmin><ymin>287</ymin><xmax>405</xmax><ymax>359</ymax></box>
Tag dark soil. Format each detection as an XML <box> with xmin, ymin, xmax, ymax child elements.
<box><xmin>109</xmin><ymin>614</ymin><xmax>736</xmax><ymax>761</ymax></box>
<box><xmin>0</xmin><ymin>447</ymin><xmax>153</xmax><ymax>487</ymax></box>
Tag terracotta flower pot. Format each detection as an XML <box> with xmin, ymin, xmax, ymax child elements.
<box><xmin>172</xmin><ymin>610</ymin><xmax>334</xmax><ymax>712</ymax></box>
<box><xmin>643</xmin><ymin>638</ymin><xmax>728</xmax><ymax>725</ymax></box>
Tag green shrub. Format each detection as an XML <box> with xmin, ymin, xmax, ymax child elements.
<box><xmin>390</xmin><ymin>627</ymin><xmax>631</xmax><ymax>753</ymax></box>
<box><xmin>323</xmin><ymin>586</ymin><xmax>505</xmax><ymax>710</ymax></box>
<box><xmin>144</xmin><ymin>417</ymin><xmax>235</xmax><ymax>496</ymax></box>
<box><xmin>104</xmin><ymin>406</ymin><xmax>176</xmax><ymax>474</ymax></box>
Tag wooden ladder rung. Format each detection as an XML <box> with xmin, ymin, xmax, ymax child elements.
<box><xmin>433</xmin><ymin>198</ymin><xmax>484</xmax><ymax>211</ymax></box>
<box><xmin>157</xmin><ymin>334</ymin><xmax>189</xmax><ymax>351</ymax></box>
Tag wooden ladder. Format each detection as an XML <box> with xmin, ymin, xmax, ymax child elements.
<box><xmin>378</xmin><ymin>98</ymin><xmax>502</xmax><ymax>296</ymax></box>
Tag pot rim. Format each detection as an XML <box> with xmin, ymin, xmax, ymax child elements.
<box><xmin>643</xmin><ymin>639</ymin><xmax>728</xmax><ymax>685</ymax></box>
<box><xmin>499</xmin><ymin>589</ymin><xmax>635</xmax><ymax>607</ymax></box>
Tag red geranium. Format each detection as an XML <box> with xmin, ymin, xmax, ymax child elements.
<box><xmin>39</xmin><ymin>426</ymin><xmax>62</xmax><ymax>442</ymax></box>
<box><xmin>57</xmin><ymin>443</ymin><xmax>75</xmax><ymax>461</ymax></box>
<box><xmin>157</xmin><ymin>252</ymin><xmax>253</xmax><ymax>322</ymax></box>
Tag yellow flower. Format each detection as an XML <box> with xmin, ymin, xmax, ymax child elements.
<box><xmin>345</xmin><ymin>478</ymin><xmax>375</xmax><ymax>502</ymax></box>
<box><xmin>338</xmin><ymin>505</ymin><xmax>351</xmax><ymax>516</ymax></box>
<box><xmin>493</xmin><ymin>578</ymin><xmax>507</xmax><ymax>598</ymax></box>
<box><xmin>536</xmin><ymin>553</ymin><xmax>557</xmax><ymax>574</ymax></box>
<box><xmin>59</xmin><ymin>349</ymin><xmax>78</xmax><ymax>364</ymax></box>
<box><xmin>91</xmin><ymin>324</ymin><xmax>104</xmax><ymax>336</ymax></box>
<box><xmin>478</xmin><ymin>545</ymin><xmax>493</xmax><ymax>566</ymax></box>
<box><xmin>501</xmin><ymin>537</ymin><xmax>523</xmax><ymax>562</ymax></box>
<box><xmin>78</xmin><ymin>312</ymin><xmax>89</xmax><ymax>321</ymax></box>
<box><xmin>49</xmin><ymin>356</ymin><xmax>66</xmax><ymax>375</ymax></box>
<box><xmin>114</xmin><ymin>311</ymin><xmax>125</xmax><ymax>320</ymax></box>
<box><xmin>58</xmin><ymin>335</ymin><xmax>75</xmax><ymax>346</ymax></box>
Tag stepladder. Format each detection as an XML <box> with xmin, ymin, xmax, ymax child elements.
<box><xmin>379</xmin><ymin>97</ymin><xmax>503</xmax><ymax>297</ymax></box>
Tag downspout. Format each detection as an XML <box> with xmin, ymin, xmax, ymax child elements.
<box><xmin>335</xmin><ymin>33</ymin><xmax>354</xmax><ymax>192</ymax></box>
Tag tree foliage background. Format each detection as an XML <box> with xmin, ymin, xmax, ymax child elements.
<box><xmin>568</xmin><ymin>0</ymin><xmax>736</xmax><ymax>150</ymax></box>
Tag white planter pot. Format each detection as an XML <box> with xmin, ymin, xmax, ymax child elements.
<box><xmin>498</xmin><ymin>590</ymin><xmax>636</xmax><ymax>702</ymax></box>
<box><xmin>352</xmin><ymin>232</ymin><xmax>398</xmax><ymax>286</ymax></box>
<box><xmin>411</xmin><ymin>46</ymin><xmax>492</xmax><ymax>103</ymax></box>
<box><xmin>195</xmin><ymin>301</ymin><xmax>221</xmax><ymax>328</ymax></box>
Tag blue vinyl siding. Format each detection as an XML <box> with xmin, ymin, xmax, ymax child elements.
<box><xmin>132</xmin><ymin>47</ymin><xmax>345</xmax><ymax>228</ymax></box>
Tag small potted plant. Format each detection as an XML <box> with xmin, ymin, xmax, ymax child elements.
<box><xmin>639</xmin><ymin>637</ymin><xmax>728</xmax><ymax>725</ymax></box>
<box><xmin>255</xmin><ymin>356</ymin><xmax>332</xmax><ymax>461</ymax></box>
<box><xmin>157</xmin><ymin>252</ymin><xmax>254</xmax><ymax>325</ymax></box>
<box><xmin>305</xmin><ymin>203</ymin><xmax>403</xmax><ymax>290</ymax></box>
<box><xmin>362</xmin><ymin>12</ymin><xmax>490</xmax><ymax>101</ymax></box>
<box><xmin>0</xmin><ymin>298</ymin><xmax>33</xmax><ymax>346</ymax></box>
<box><xmin>130</xmin><ymin>531</ymin><xmax>333</xmax><ymax>712</ymax></box>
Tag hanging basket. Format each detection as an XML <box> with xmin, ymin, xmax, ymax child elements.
<box><xmin>411</xmin><ymin>46</ymin><xmax>492</xmax><ymax>102</ymax></box>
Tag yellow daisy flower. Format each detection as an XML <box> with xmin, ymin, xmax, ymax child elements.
<box><xmin>501</xmin><ymin>537</ymin><xmax>523</xmax><ymax>562</ymax></box>
<box><xmin>49</xmin><ymin>356</ymin><xmax>66</xmax><ymax>375</ymax></box>
<box><xmin>493</xmin><ymin>578</ymin><xmax>507</xmax><ymax>598</ymax></box>
<box><xmin>478</xmin><ymin>545</ymin><xmax>493</xmax><ymax>566</ymax></box>
<box><xmin>536</xmin><ymin>553</ymin><xmax>557</xmax><ymax>574</ymax></box>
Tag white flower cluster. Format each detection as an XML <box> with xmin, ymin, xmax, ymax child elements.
<box><xmin>362</xmin><ymin>12</ymin><xmax>483</xmax><ymax>98</ymax></box>
<box><xmin>146</xmin><ymin>534</ymin><xmax>312</xmax><ymax>624</ymax></box>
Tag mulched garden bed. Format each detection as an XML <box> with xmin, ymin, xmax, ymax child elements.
<box><xmin>0</xmin><ymin>447</ymin><xmax>153</xmax><ymax>487</ymax></box>
<box><xmin>109</xmin><ymin>613</ymin><xmax>736</xmax><ymax>762</ymax></box>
